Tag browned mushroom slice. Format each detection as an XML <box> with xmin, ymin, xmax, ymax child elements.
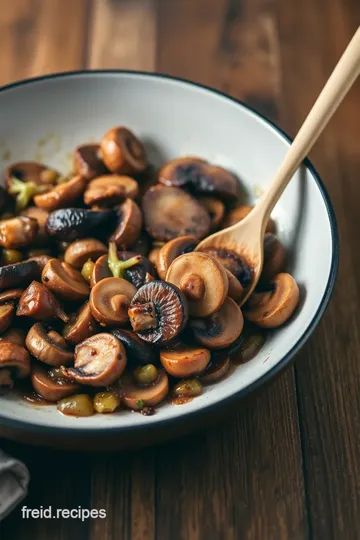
<box><xmin>64</xmin><ymin>238</ymin><xmax>107</xmax><ymax>269</ymax></box>
<box><xmin>63</xmin><ymin>302</ymin><xmax>99</xmax><ymax>345</ymax></box>
<box><xmin>90</xmin><ymin>277</ymin><xmax>137</xmax><ymax>326</ymax></box>
<box><xmin>100</xmin><ymin>126</ymin><xmax>147</xmax><ymax>174</ymax></box>
<box><xmin>26</xmin><ymin>323</ymin><xmax>74</xmax><ymax>367</ymax></box>
<box><xmin>142</xmin><ymin>185</ymin><xmax>211</xmax><ymax>242</ymax></box>
<box><xmin>0</xmin><ymin>260</ymin><xmax>40</xmax><ymax>291</ymax></box>
<box><xmin>200</xmin><ymin>355</ymin><xmax>231</xmax><ymax>384</ymax></box>
<box><xmin>0</xmin><ymin>216</ymin><xmax>39</xmax><ymax>248</ymax></box>
<box><xmin>34</xmin><ymin>175</ymin><xmax>87</xmax><ymax>211</ymax></box>
<box><xmin>0</xmin><ymin>328</ymin><xmax>26</xmax><ymax>347</ymax></box>
<box><xmin>0</xmin><ymin>304</ymin><xmax>14</xmax><ymax>333</ymax></box>
<box><xmin>260</xmin><ymin>233</ymin><xmax>286</xmax><ymax>283</ymax></box>
<box><xmin>63</xmin><ymin>333</ymin><xmax>127</xmax><ymax>386</ymax></box>
<box><xmin>225</xmin><ymin>269</ymin><xmax>244</xmax><ymax>302</ymax></box>
<box><xmin>222</xmin><ymin>204</ymin><xmax>276</xmax><ymax>233</ymax></box>
<box><xmin>0</xmin><ymin>341</ymin><xmax>31</xmax><ymax>387</ymax></box>
<box><xmin>111</xmin><ymin>328</ymin><xmax>158</xmax><ymax>367</ymax></box>
<box><xmin>31</xmin><ymin>364</ymin><xmax>80</xmax><ymax>402</ymax></box>
<box><xmin>236</xmin><ymin>328</ymin><xmax>266</xmax><ymax>363</ymax></box>
<box><xmin>42</xmin><ymin>259</ymin><xmax>90</xmax><ymax>301</ymax></box>
<box><xmin>110</xmin><ymin>198</ymin><xmax>143</xmax><ymax>248</ymax></box>
<box><xmin>0</xmin><ymin>288</ymin><xmax>24</xmax><ymax>304</ymax></box>
<box><xmin>244</xmin><ymin>273</ymin><xmax>299</xmax><ymax>328</ymax></box>
<box><xmin>198</xmin><ymin>196</ymin><xmax>225</xmax><ymax>230</ymax></box>
<box><xmin>84</xmin><ymin>175</ymin><xmax>139</xmax><ymax>207</ymax></box>
<box><xmin>20</xmin><ymin>206</ymin><xmax>49</xmax><ymax>244</ymax></box>
<box><xmin>191</xmin><ymin>298</ymin><xmax>244</xmax><ymax>349</ymax></box>
<box><xmin>157</xmin><ymin>236</ymin><xmax>198</xmax><ymax>280</ymax></box>
<box><xmin>73</xmin><ymin>143</ymin><xmax>108</xmax><ymax>180</ymax></box>
<box><xmin>5</xmin><ymin>161</ymin><xmax>59</xmax><ymax>189</ymax></box>
<box><xmin>128</xmin><ymin>281</ymin><xmax>188</xmax><ymax>345</ymax></box>
<box><xmin>121</xmin><ymin>370</ymin><xmax>169</xmax><ymax>410</ymax></box>
<box><xmin>166</xmin><ymin>252</ymin><xmax>228</xmax><ymax>317</ymax></box>
<box><xmin>160</xmin><ymin>347</ymin><xmax>210</xmax><ymax>378</ymax></box>
<box><xmin>158</xmin><ymin>157</ymin><xmax>208</xmax><ymax>187</ymax></box>
<box><xmin>200</xmin><ymin>247</ymin><xmax>253</xmax><ymax>289</ymax></box>
<box><xmin>90</xmin><ymin>254</ymin><xmax>110</xmax><ymax>287</ymax></box>
<box><xmin>17</xmin><ymin>281</ymin><xmax>68</xmax><ymax>322</ymax></box>
<box><xmin>148</xmin><ymin>248</ymin><xmax>161</xmax><ymax>272</ymax></box>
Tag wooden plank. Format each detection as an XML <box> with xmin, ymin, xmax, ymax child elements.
<box><xmin>156</xmin><ymin>1</ymin><xmax>308</xmax><ymax>538</ymax></box>
<box><xmin>0</xmin><ymin>0</ymin><xmax>90</xmax><ymax>86</ymax></box>
<box><xmin>276</xmin><ymin>0</ymin><xmax>360</xmax><ymax>537</ymax></box>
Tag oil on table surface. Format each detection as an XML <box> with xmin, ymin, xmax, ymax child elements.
<box><xmin>0</xmin><ymin>1</ymin><xmax>360</xmax><ymax>539</ymax></box>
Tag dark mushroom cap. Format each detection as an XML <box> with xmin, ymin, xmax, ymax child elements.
<box><xmin>111</xmin><ymin>328</ymin><xmax>158</xmax><ymax>367</ymax></box>
<box><xmin>116</xmin><ymin>251</ymin><xmax>153</xmax><ymax>289</ymax></box>
<box><xmin>160</xmin><ymin>346</ymin><xmax>210</xmax><ymax>378</ymax></box>
<box><xmin>0</xmin><ymin>341</ymin><xmax>31</xmax><ymax>386</ymax></box>
<box><xmin>0</xmin><ymin>259</ymin><xmax>40</xmax><ymax>292</ymax></box>
<box><xmin>20</xmin><ymin>206</ymin><xmax>50</xmax><ymax>245</ymax></box>
<box><xmin>46</xmin><ymin>207</ymin><xmax>114</xmax><ymax>241</ymax></box>
<box><xmin>64</xmin><ymin>333</ymin><xmax>127</xmax><ymax>387</ymax></box>
<box><xmin>222</xmin><ymin>204</ymin><xmax>276</xmax><ymax>233</ymax></box>
<box><xmin>73</xmin><ymin>143</ymin><xmax>108</xmax><ymax>180</ymax></box>
<box><xmin>84</xmin><ymin>175</ymin><xmax>139</xmax><ymax>207</ymax></box>
<box><xmin>128</xmin><ymin>281</ymin><xmax>188</xmax><ymax>345</ymax></box>
<box><xmin>63</xmin><ymin>302</ymin><xmax>99</xmax><ymax>345</ymax></box>
<box><xmin>0</xmin><ymin>304</ymin><xmax>14</xmax><ymax>333</ymax></box>
<box><xmin>90</xmin><ymin>277</ymin><xmax>137</xmax><ymax>326</ymax></box>
<box><xmin>0</xmin><ymin>216</ymin><xmax>39</xmax><ymax>248</ymax></box>
<box><xmin>34</xmin><ymin>175</ymin><xmax>87</xmax><ymax>212</ymax></box>
<box><xmin>64</xmin><ymin>238</ymin><xmax>108</xmax><ymax>269</ymax></box>
<box><xmin>110</xmin><ymin>199</ymin><xmax>143</xmax><ymax>248</ymax></box>
<box><xmin>200</xmin><ymin>355</ymin><xmax>231</xmax><ymax>384</ymax></box>
<box><xmin>26</xmin><ymin>255</ymin><xmax>53</xmax><ymax>272</ymax></box>
<box><xmin>243</xmin><ymin>273</ymin><xmax>299</xmax><ymax>328</ymax></box>
<box><xmin>191</xmin><ymin>297</ymin><xmax>244</xmax><ymax>349</ymax></box>
<box><xmin>17</xmin><ymin>281</ymin><xmax>68</xmax><ymax>322</ymax></box>
<box><xmin>166</xmin><ymin>252</ymin><xmax>229</xmax><ymax>317</ymax></box>
<box><xmin>31</xmin><ymin>364</ymin><xmax>80</xmax><ymax>402</ymax></box>
<box><xmin>198</xmin><ymin>196</ymin><xmax>225</xmax><ymax>230</ymax></box>
<box><xmin>5</xmin><ymin>161</ymin><xmax>59</xmax><ymax>188</ymax></box>
<box><xmin>42</xmin><ymin>259</ymin><xmax>90</xmax><ymax>301</ymax></box>
<box><xmin>142</xmin><ymin>185</ymin><xmax>211</xmax><ymax>241</ymax></box>
<box><xmin>200</xmin><ymin>247</ymin><xmax>253</xmax><ymax>289</ymax></box>
<box><xmin>25</xmin><ymin>323</ymin><xmax>74</xmax><ymax>367</ymax></box>
<box><xmin>157</xmin><ymin>236</ymin><xmax>198</xmax><ymax>280</ymax></box>
<box><xmin>260</xmin><ymin>233</ymin><xmax>286</xmax><ymax>284</ymax></box>
<box><xmin>121</xmin><ymin>369</ymin><xmax>169</xmax><ymax>410</ymax></box>
<box><xmin>100</xmin><ymin>127</ymin><xmax>147</xmax><ymax>175</ymax></box>
<box><xmin>158</xmin><ymin>157</ymin><xmax>207</xmax><ymax>187</ymax></box>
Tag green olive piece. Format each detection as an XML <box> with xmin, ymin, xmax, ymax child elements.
<box><xmin>81</xmin><ymin>259</ymin><xmax>95</xmax><ymax>283</ymax></box>
<box><xmin>2</xmin><ymin>249</ymin><xmax>23</xmax><ymax>265</ymax></box>
<box><xmin>93</xmin><ymin>390</ymin><xmax>121</xmax><ymax>413</ymax></box>
<box><xmin>134</xmin><ymin>364</ymin><xmax>158</xmax><ymax>385</ymax></box>
<box><xmin>108</xmin><ymin>241</ymin><xmax>141</xmax><ymax>279</ymax></box>
<box><xmin>173</xmin><ymin>379</ymin><xmax>203</xmax><ymax>398</ymax></box>
<box><xmin>57</xmin><ymin>394</ymin><xmax>94</xmax><ymax>417</ymax></box>
<box><xmin>8</xmin><ymin>176</ymin><xmax>48</xmax><ymax>211</ymax></box>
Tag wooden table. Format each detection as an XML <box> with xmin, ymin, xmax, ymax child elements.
<box><xmin>0</xmin><ymin>1</ymin><xmax>359</xmax><ymax>538</ymax></box>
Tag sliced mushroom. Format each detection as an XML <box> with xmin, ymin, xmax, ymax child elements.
<box><xmin>63</xmin><ymin>333</ymin><xmax>127</xmax><ymax>386</ymax></box>
<box><xmin>0</xmin><ymin>216</ymin><xmax>39</xmax><ymax>248</ymax></box>
<box><xmin>34</xmin><ymin>175</ymin><xmax>87</xmax><ymax>211</ymax></box>
<box><xmin>0</xmin><ymin>259</ymin><xmax>40</xmax><ymax>291</ymax></box>
<box><xmin>158</xmin><ymin>157</ymin><xmax>208</xmax><ymax>187</ymax></box>
<box><xmin>17</xmin><ymin>281</ymin><xmax>68</xmax><ymax>322</ymax></box>
<box><xmin>63</xmin><ymin>302</ymin><xmax>99</xmax><ymax>345</ymax></box>
<box><xmin>237</xmin><ymin>328</ymin><xmax>266</xmax><ymax>363</ymax></box>
<box><xmin>100</xmin><ymin>126</ymin><xmax>147</xmax><ymax>174</ymax></box>
<box><xmin>225</xmin><ymin>269</ymin><xmax>244</xmax><ymax>302</ymax></box>
<box><xmin>31</xmin><ymin>364</ymin><xmax>80</xmax><ymax>402</ymax></box>
<box><xmin>142</xmin><ymin>185</ymin><xmax>211</xmax><ymax>241</ymax></box>
<box><xmin>73</xmin><ymin>143</ymin><xmax>108</xmax><ymax>180</ymax></box>
<box><xmin>0</xmin><ymin>288</ymin><xmax>24</xmax><ymax>304</ymax></box>
<box><xmin>260</xmin><ymin>233</ymin><xmax>286</xmax><ymax>283</ymax></box>
<box><xmin>166</xmin><ymin>252</ymin><xmax>228</xmax><ymax>317</ymax></box>
<box><xmin>20</xmin><ymin>206</ymin><xmax>50</xmax><ymax>244</ymax></box>
<box><xmin>42</xmin><ymin>258</ymin><xmax>90</xmax><ymax>301</ymax></box>
<box><xmin>157</xmin><ymin>236</ymin><xmax>198</xmax><ymax>280</ymax></box>
<box><xmin>121</xmin><ymin>369</ymin><xmax>169</xmax><ymax>410</ymax></box>
<box><xmin>128</xmin><ymin>281</ymin><xmax>188</xmax><ymax>344</ymax></box>
<box><xmin>200</xmin><ymin>247</ymin><xmax>253</xmax><ymax>289</ymax></box>
<box><xmin>64</xmin><ymin>238</ymin><xmax>107</xmax><ymax>269</ymax></box>
<box><xmin>0</xmin><ymin>341</ymin><xmax>31</xmax><ymax>387</ymax></box>
<box><xmin>148</xmin><ymin>248</ymin><xmax>161</xmax><ymax>271</ymax></box>
<box><xmin>5</xmin><ymin>161</ymin><xmax>59</xmax><ymax>188</ymax></box>
<box><xmin>46</xmin><ymin>207</ymin><xmax>114</xmax><ymax>241</ymax></box>
<box><xmin>90</xmin><ymin>277</ymin><xmax>137</xmax><ymax>326</ymax></box>
<box><xmin>200</xmin><ymin>355</ymin><xmax>231</xmax><ymax>384</ymax></box>
<box><xmin>111</xmin><ymin>328</ymin><xmax>157</xmax><ymax>367</ymax></box>
<box><xmin>0</xmin><ymin>304</ymin><xmax>14</xmax><ymax>333</ymax></box>
<box><xmin>160</xmin><ymin>346</ymin><xmax>210</xmax><ymax>378</ymax></box>
<box><xmin>222</xmin><ymin>204</ymin><xmax>276</xmax><ymax>233</ymax></box>
<box><xmin>90</xmin><ymin>254</ymin><xmax>110</xmax><ymax>287</ymax></box>
<box><xmin>199</xmin><ymin>196</ymin><xmax>225</xmax><ymax>230</ymax></box>
<box><xmin>0</xmin><ymin>328</ymin><xmax>26</xmax><ymax>347</ymax></box>
<box><xmin>84</xmin><ymin>175</ymin><xmax>139</xmax><ymax>207</ymax></box>
<box><xmin>243</xmin><ymin>273</ymin><xmax>299</xmax><ymax>328</ymax></box>
<box><xmin>25</xmin><ymin>323</ymin><xmax>73</xmax><ymax>366</ymax></box>
<box><xmin>110</xmin><ymin>198</ymin><xmax>143</xmax><ymax>248</ymax></box>
<box><xmin>190</xmin><ymin>298</ymin><xmax>244</xmax><ymax>349</ymax></box>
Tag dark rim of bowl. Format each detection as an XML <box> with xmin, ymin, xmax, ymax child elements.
<box><xmin>0</xmin><ymin>70</ymin><xmax>339</xmax><ymax>436</ymax></box>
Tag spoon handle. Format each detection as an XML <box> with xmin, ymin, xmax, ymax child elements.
<box><xmin>256</xmin><ymin>25</ymin><xmax>360</xmax><ymax>226</ymax></box>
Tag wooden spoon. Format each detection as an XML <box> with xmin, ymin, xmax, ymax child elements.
<box><xmin>196</xmin><ymin>26</ymin><xmax>360</xmax><ymax>305</ymax></box>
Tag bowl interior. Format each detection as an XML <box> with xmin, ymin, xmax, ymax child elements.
<box><xmin>0</xmin><ymin>72</ymin><xmax>336</xmax><ymax>431</ymax></box>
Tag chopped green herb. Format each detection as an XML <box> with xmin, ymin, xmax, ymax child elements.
<box><xmin>8</xmin><ymin>176</ymin><xmax>47</xmax><ymax>211</ymax></box>
<box><xmin>108</xmin><ymin>241</ymin><xmax>141</xmax><ymax>279</ymax></box>
<box><xmin>136</xmin><ymin>399</ymin><xmax>145</xmax><ymax>409</ymax></box>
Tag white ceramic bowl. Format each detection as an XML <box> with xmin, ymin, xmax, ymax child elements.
<box><xmin>0</xmin><ymin>72</ymin><xmax>338</xmax><ymax>447</ymax></box>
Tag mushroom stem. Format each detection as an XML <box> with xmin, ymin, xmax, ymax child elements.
<box><xmin>108</xmin><ymin>242</ymin><xmax>141</xmax><ymax>279</ymax></box>
<box><xmin>128</xmin><ymin>302</ymin><xmax>158</xmax><ymax>332</ymax></box>
<box><xmin>180</xmin><ymin>273</ymin><xmax>205</xmax><ymax>301</ymax></box>
<box><xmin>8</xmin><ymin>177</ymin><xmax>47</xmax><ymax>211</ymax></box>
